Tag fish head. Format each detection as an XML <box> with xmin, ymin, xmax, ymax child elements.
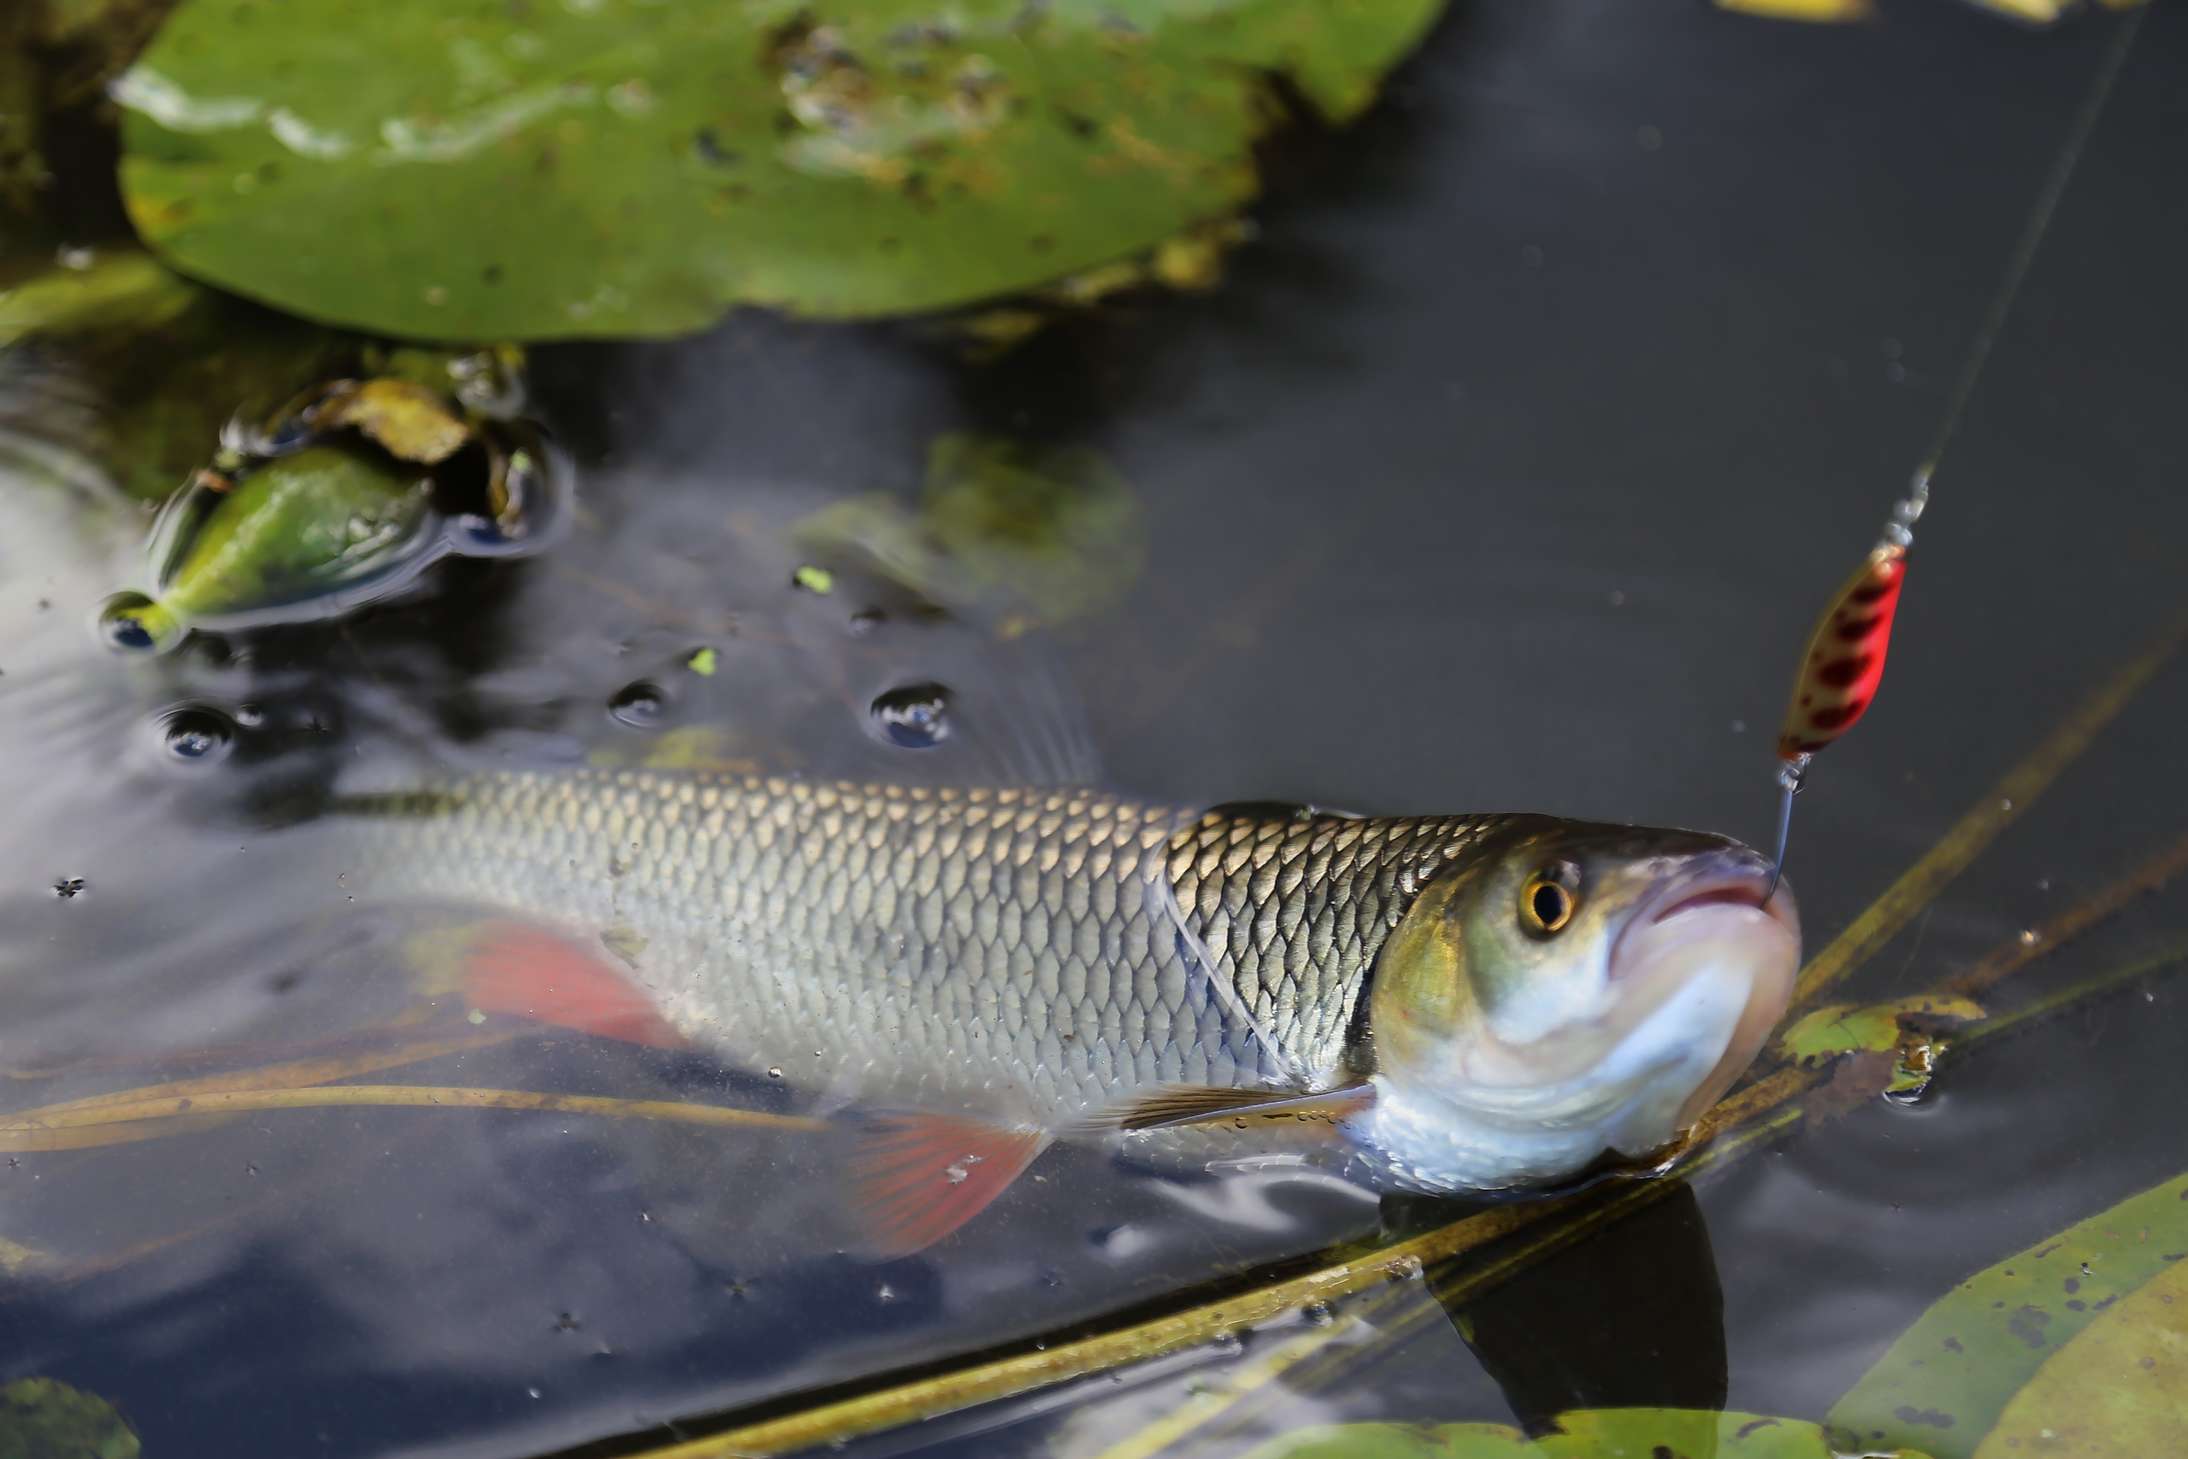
<box><xmin>1353</xmin><ymin>817</ymin><xmax>1799</xmax><ymax>1192</ymax></box>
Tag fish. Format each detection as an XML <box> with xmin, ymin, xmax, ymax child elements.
<box><xmin>340</xmin><ymin>769</ymin><xmax>1799</xmax><ymax>1254</ymax></box>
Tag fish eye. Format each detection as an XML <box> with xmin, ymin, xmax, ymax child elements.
<box><xmin>1519</xmin><ymin>863</ymin><xmax>1580</xmax><ymax>938</ymax></box>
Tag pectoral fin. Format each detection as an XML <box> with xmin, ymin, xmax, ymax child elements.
<box><xmin>850</xmin><ymin>1112</ymin><xmax>1052</xmax><ymax>1257</ymax></box>
<box><xmin>1085</xmin><ymin>1081</ymin><xmax>1376</xmax><ymax>1134</ymax></box>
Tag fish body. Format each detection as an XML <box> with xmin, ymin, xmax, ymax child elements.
<box><xmin>344</xmin><ymin>766</ymin><xmax>1800</xmax><ymax>1246</ymax></box>
<box><xmin>351</xmin><ymin>770</ymin><xmax>1480</xmax><ymax>1115</ymax></box>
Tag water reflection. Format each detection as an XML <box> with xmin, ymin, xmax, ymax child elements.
<box><xmin>1435</xmin><ymin>1184</ymin><xmax>1727</xmax><ymax>1432</ymax></box>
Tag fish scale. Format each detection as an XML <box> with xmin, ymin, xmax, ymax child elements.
<box><xmin>343</xmin><ymin>769</ymin><xmax>1505</xmax><ymax>1124</ymax></box>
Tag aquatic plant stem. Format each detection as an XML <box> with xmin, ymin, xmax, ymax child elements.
<box><xmin>0</xmin><ymin>1084</ymin><xmax>824</xmax><ymax>1152</ymax></box>
<box><xmin>1947</xmin><ymin>830</ymin><xmax>2188</xmax><ymax>997</ymax></box>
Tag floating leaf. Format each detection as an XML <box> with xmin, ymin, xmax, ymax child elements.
<box><xmin>312</xmin><ymin>378</ymin><xmax>471</xmax><ymax>464</ymax></box>
<box><xmin>1974</xmin><ymin>1255</ymin><xmax>2188</xmax><ymax>1457</ymax></box>
<box><xmin>1241</xmin><ymin>1409</ymin><xmax>1929</xmax><ymax>1458</ymax></box>
<box><xmin>1777</xmin><ymin>994</ymin><xmax>1984</xmax><ymax>1066</ymax></box>
<box><xmin>686</xmin><ymin>646</ymin><xmax>718</xmax><ymax>677</ymax></box>
<box><xmin>1829</xmin><ymin>1171</ymin><xmax>2188</xmax><ymax>1457</ymax></box>
<box><xmin>792</xmin><ymin>565</ymin><xmax>836</xmax><ymax>596</ymax></box>
<box><xmin>796</xmin><ymin>432</ymin><xmax>1143</xmax><ymax>627</ymax></box>
<box><xmin>104</xmin><ymin>442</ymin><xmax>437</xmax><ymax>650</ymax></box>
<box><xmin>0</xmin><ymin>1377</ymin><xmax>140</xmax><ymax>1459</ymax></box>
<box><xmin>115</xmin><ymin>0</ymin><xmax>1444</xmax><ymax>340</ymax></box>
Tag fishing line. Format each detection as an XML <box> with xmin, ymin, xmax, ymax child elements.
<box><xmin>1764</xmin><ymin>4</ymin><xmax>2146</xmax><ymax>897</ymax></box>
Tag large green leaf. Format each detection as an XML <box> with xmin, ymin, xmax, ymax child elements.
<box><xmin>1829</xmin><ymin>1171</ymin><xmax>2188</xmax><ymax>1457</ymax></box>
<box><xmin>1973</xmin><ymin>1255</ymin><xmax>2188</xmax><ymax>1457</ymax></box>
<box><xmin>1241</xmin><ymin>1409</ymin><xmax>1930</xmax><ymax>1458</ymax></box>
<box><xmin>114</xmin><ymin>0</ymin><xmax>1444</xmax><ymax>341</ymax></box>
<box><xmin>0</xmin><ymin>1377</ymin><xmax>140</xmax><ymax>1459</ymax></box>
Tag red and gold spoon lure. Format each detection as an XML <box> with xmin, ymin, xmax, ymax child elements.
<box><xmin>1754</xmin><ymin>2</ymin><xmax>2144</xmax><ymax>899</ymax></box>
<box><xmin>1765</xmin><ymin>474</ymin><xmax>1926</xmax><ymax>896</ymax></box>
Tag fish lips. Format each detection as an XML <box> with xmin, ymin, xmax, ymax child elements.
<box><xmin>1606</xmin><ymin>857</ymin><xmax>1801</xmax><ymax>1137</ymax></box>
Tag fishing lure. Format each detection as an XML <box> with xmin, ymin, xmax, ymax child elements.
<box><xmin>1766</xmin><ymin>475</ymin><xmax>1925</xmax><ymax>894</ymax></box>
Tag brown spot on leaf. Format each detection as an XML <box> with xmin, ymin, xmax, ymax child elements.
<box><xmin>2007</xmin><ymin>1304</ymin><xmax>2052</xmax><ymax>1349</ymax></box>
<box><xmin>1893</xmin><ymin>1406</ymin><xmax>1955</xmax><ymax>1429</ymax></box>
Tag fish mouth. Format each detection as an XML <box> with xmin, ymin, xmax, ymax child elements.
<box><xmin>1614</xmin><ymin>855</ymin><xmax>1799</xmax><ymax>971</ymax></box>
<box><xmin>1608</xmin><ymin>856</ymin><xmax>1800</xmax><ymax>1134</ymax></box>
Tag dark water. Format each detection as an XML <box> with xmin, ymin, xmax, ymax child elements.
<box><xmin>4</xmin><ymin>2</ymin><xmax>2186</xmax><ymax>1456</ymax></box>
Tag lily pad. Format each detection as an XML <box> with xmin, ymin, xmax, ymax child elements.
<box><xmin>1829</xmin><ymin>1171</ymin><xmax>2188</xmax><ymax>1457</ymax></box>
<box><xmin>1241</xmin><ymin>1409</ymin><xmax>1929</xmax><ymax>1458</ymax></box>
<box><xmin>1974</xmin><ymin>1254</ymin><xmax>2188</xmax><ymax>1457</ymax></box>
<box><xmin>0</xmin><ymin>1377</ymin><xmax>140</xmax><ymax>1459</ymax></box>
<box><xmin>115</xmin><ymin>0</ymin><xmax>1445</xmax><ymax>340</ymax></box>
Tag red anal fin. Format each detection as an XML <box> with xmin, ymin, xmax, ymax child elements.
<box><xmin>1081</xmin><ymin>1081</ymin><xmax>1376</xmax><ymax>1134</ymax></box>
<box><xmin>850</xmin><ymin>1112</ymin><xmax>1050</xmax><ymax>1257</ymax></box>
<box><xmin>459</xmin><ymin>922</ymin><xmax>686</xmax><ymax>1049</ymax></box>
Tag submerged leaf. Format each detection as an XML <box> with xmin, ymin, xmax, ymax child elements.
<box><xmin>1829</xmin><ymin>1172</ymin><xmax>2188</xmax><ymax>1457</ymax></box>
<box><xmin>1241</xmin><ymin>1409</ymin><xmax>1927</xmax><ymax>1457</ymax></box>
<box><xmin>0</xmin><ymin>1377</ymin><xmax>140</xmax><ymax>1459</ymax></box>
<box><xmin>0</xmin><ymin>248</ymin><xmax>344</xmax><ymax>502</ymax></box>
<box><xmin>0</xmin><ymin>249</ymin><xmax>199</xmax><ymax>346</ymax></box>
<box><xmin>796</xmin><ymin>432</ymin><xmax>1143</xmax><ymax>627</ymax></box>
<box><xmin>115</xmin><ymin>0</ymin><xmax>1444</xmax><ymax>339</ymax></box>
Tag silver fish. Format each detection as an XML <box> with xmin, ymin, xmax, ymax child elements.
<box><xmin>344</xmin><ymin>769</ymin><xmax>1799</xmax><ymax>1251</ymax></box>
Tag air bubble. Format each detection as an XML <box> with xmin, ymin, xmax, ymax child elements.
<box><xmin>870</xmin><ymin>682</ymin><xmax>952</xmax><ymax>749</ymax></box>
<box><xmin>609</xmin><ymin>681</ymin><xmax>666</xmax><ymax>728</ymax></box>
<box><xmin>161</xmin><ymin>706</ymin><xmax>236</xmax><ymax>764</ymax></box>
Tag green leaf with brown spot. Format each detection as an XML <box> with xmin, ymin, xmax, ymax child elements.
<box><xmin>0</xmin><ymin>1377</ymin><xmax>140</xmax><ymax>1459</ymax></box>
<box><xmin>1828</xmin><ymin>1171</ymin><xmax>2188</xmax><ymax>1457</ymax></box>
<box><xmin>1777</xmin><ymin>994</ymin><xmax>1984</xmax><ymax>1067</ymax></box>
<box><xmin>1240</xmin><ymin>1409</ymin><xmax>1930</xmax><ymax>1458</ymax></box>
<box><xmin>1972</xmin><ymin>1255</ymin><xmax>2188</xmax><ymax>1458</ymax></box>
<box><xmin>114</xmin><ymin>0</ymin><xmax>1445</xmax><ymax>341</ymax></box>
